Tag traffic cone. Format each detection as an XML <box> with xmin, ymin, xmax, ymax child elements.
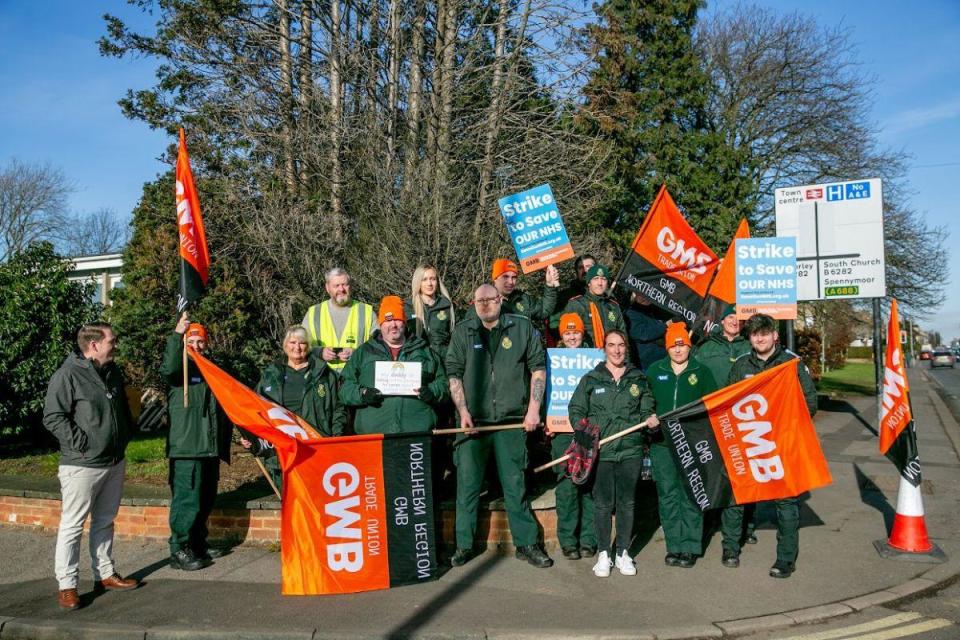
<box><xmin>873</xmin><ymin>474</ymin><xmax>946</xmax><ymax>562</ymax></box>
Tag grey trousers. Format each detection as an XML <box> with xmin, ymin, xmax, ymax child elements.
<box><xmin>55</xmin><ymin>460</ymin><xmax>126</xmax><ymax>589</ymax></box>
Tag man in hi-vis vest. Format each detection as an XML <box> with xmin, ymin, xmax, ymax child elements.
<box><xmin>302</xmin><ymin>267</ymin><xmax>375</xmax><ymax>372</ymax></box>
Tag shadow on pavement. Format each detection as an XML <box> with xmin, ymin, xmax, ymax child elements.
<box><xmin>820</xmin><ymin>397</ymin><xmax>878</xmax><ymax>436</ymax></box>
<box><xmin>854</xmin><ymin>463</ymin><xmax>895</xmax><ymax>533</ymax></box>
<box><xmin>385</xmin><ymin>552</ymin><xmax>502</xmax><ymax>639</ymax></box>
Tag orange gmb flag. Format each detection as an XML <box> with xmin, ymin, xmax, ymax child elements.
<box><xmin>188</xmin><ymin>349</ymin><xmax>439</xmax><ymax>595</ymax></box>
<box><xmin>660</xmin><ymin>359</ymin><xmax>832</xmax><ymax>509</ymax></box>
<box><xmin>176</xmin><ymin>128</ymin><xmax>210</xmax><ymax>313</ymax></box>
<box><xmin>617</xmin><ymin>185</ymin><xmax>719</xmax><ymax>326</ymax></box>
<box><xmin>879</xmin><ymin>299</ymin><xmax>913</xmax><ymax>454</ymax></box>
<box><xmin>694</xmin><ymin>218</ymin><xmax>750</xmax><ymax>339</ymax></box>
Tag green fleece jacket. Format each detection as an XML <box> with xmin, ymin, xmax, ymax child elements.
<box><xmin>161</xmin><ymin>334</ymin><xmax>232</xmax><ymax>460</ymax></box>
<box><xmin>43</xmin><ymin>352</ymin><xmax>132</xmax><ymax>468</ymax></box>
<box><xmin>446</xmin><ymin>312</ymin><xmax>546</xmax><ymax>425</ymax></box>
<box><xmin>562</xmin><ymin>292</ymin><xmax>627</xmax><ymax>348</ymax></box>
<box><xmin>404</xmin><ymin>295</ymin><xmax>455</xmax><ymax>360</ymax></box>
<box><xmin>568</xmin><ymin>363</ymin><xmax>655</xmax><ymax>462</ymax></box>
<box><xmin>256</xmin><ymin>351</ymin><xmax>346</xmax><ymax>437</ymax></box>
<box><xmin>693</xmin><ymin>331</ymin><xmax>751</xmax><ymax>387</ymax></box>
<box><xmin>339</xmin><ymin>333</ymin><xmax>448</xmax><ymax>434</ymax></box>
<box><xmin>646</xmin><ymin>356</ymin><xmax>719</xmax><ymax>416</ymax></box>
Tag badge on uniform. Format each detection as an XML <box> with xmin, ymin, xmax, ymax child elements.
<box><xmin>657</xmin><ymin>375</ymin><xmax>669</xmax><ymax>381</ymax></box>
<box><xmin>594</xmin><ymin>388</ymin><xmax>606</xmax><ymax>394</ymax></box>
<box><xmin>191</xmin><ymin>377</ymin><xmax>201</xmax><ymax>384</ymax></box>
<box><xmin>317</xmin><ymin>385</ymin><xmax>327</xmax><ymax>397</ymax></box>
<box><xmin>629</xmin><ymin>383</ymin><xmax>640</xmax><ymax>397</ymax></box>
<box><xmin>688</xmin><ymin>374</ymin><xmax>698</xmax><ymax>386</ymax></box>
<box><xmin>473</xmin><ymin>343</ymin><xmax>483</xmax><ymax>349</ymax></box>
<box><xmin>516</xmin><ymin>303</ymin><xmax>525</xmax><ymax>312</ymax></box>
<box><xmin>501</xmin><ymin>336</ymin><xmax>513</xmax><ymax>350</ymax></box>
<box><xmin>437</xmin><ymin>310</ymin><xmax>447</xmax><ymax>321</ymax></box>
<box><xmin>264</xmin><ymin>386</ymin><xmax>272</xmax><ymax>392</ymax></box>
<box><xmin>607</xmin><ymin>310</ymin><xmax>616</xmax><ymax>322</ymax></box>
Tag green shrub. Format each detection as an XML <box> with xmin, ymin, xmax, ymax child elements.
<box><xmin>0</xmin><ymin>243</ymin><xmax>99</xmax><ymax>441</ymax></box>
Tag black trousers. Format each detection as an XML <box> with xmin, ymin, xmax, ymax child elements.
<box><xmin>593</xmin><ymin>457</ymin><xmax>643</xmax><ymax>554</ymax></box>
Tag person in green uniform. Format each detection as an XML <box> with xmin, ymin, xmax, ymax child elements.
<box><xmin>162</xmin><ymin>314</ymin><xmax>233</xmax><ymax>571</ymax></box>
<box><xmin>243</xmin><ymin>326</ymin><xmax>346</xmax><ymax>494</ymax></box>
<box><xmin>405</xmin><ymin>264</ymin><xmax>456</xmax><ymax>360</ymax></box>
<box><xmin>646</xmin><ymin>322</ymin><xmax>718</xmax><ymax>569</ymax></box>
<box><xmin>549</xmin><ymin>254</ymin><xmax>596</xmax><ymax>337</ymax></box>
<box><xmin>462</xmin><ymin>258</ymin><xmax>560</xmax><ymax>324</ymax></box>
<box><xmin>446</xmin><ymin>284</ymin><xmax>553</xmax><ymax>569</ymax></box>
<box><xmin>562</xmin><ymin>263</ymin><xmax>627</xmax><ymax>349</ymax></box>
<box><xmin>340</xmin><ymin>296</ymin><xmax>449</xmax><ymax>434</ymax></box>
<box><xmin>545</xmin><ymin>313</ymin><xmax>598</xmax><ymax>560</ymax></box>
<box><xmin>721</xmin><ymin>314</ymin><xmax>818</xmax><ymax>578</ymax></box>
<box><xmin>568</xmin><ymin>330</ymin><xmax>659</xmax><ymax>577</ymax></box>
<box><xmin>694</xmin><ymin>305</ymin><xmax>750</xmax><ymax>385</ymax></box>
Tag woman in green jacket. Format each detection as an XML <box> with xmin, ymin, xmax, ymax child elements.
<box><xmin>242</xmin><ymin>326</ymin><xmax>346</xmax><ymax>493</ymax></box>
<box><xmin>405</xmin><ymin>264</ymin><xmax>456</xmax><ymax>360</ymax></box>
<box><xmin>646</xmin><ymin>322</ymin><xmax>718</xmax><ymax>569</ymax></box>
<box><xmin>568</xmin><ymin>330</ymin><xmax>659</xmax><ymax>578</ymax></box>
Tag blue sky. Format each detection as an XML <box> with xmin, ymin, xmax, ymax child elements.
<box><xmin>1</xmin><ymin>1</ymin><xmax>957</xmax><ymax>340</ymax></box>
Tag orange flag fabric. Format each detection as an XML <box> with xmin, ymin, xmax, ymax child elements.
<box><xmin>879</xmin><ymin>299</ymin><xmax>913</xmax><ymax>454</ymax></box>
<box><xmin>188</xmin><ymin>349</ymin><xmax>438</xmax><ymax>595</ymax></box>
<box><xmin>616</xmin><ymin>185</ymin><xmax>719</xmax><ymax>326</ymax></box>
<box><xmin>693</xmin><ymin>218</ymin><xmax>750</xmax><ymax>339</ymax></box>
<box><xmin>660</xmin><ymin>359</ymin><xmax>832</xmax><ymax>509</ymax></box>
<box><xmin>175</xmin><ymin>128</ymin><xmax>211</xmax><ymax>313</ymax></box>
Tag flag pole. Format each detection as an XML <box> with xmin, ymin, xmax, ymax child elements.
<box><xmin>433</xmin><ymin>423</ymin><xmax>525</xmax><ymax>435</ymax></box>
<box><xmin>182</xmin><ymin>339</ymin><xmax>189</xmax><ymax>407</ymax></box>
<box><xmin>254</xmin><ymin>457</ymin><xmax>282</xmax><ymax>499</ymax></box>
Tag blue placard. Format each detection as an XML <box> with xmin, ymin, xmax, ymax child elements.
<box><xmin>545</xmin><ymin>348</ymin><xmax>604</xmax><ymax>433</ymax></box>
<box><xmin>735</xmin><ymin>238</ymin><xmax>797</xmax><ymax>318</ymax></box>
<box><xmin>498</xmin><ymin>184</ymin><xmax>574</xmax><ymax>273</ymax></box>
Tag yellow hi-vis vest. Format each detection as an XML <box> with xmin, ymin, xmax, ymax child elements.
<box><xmin>305</xmin><ymin>300</ymin><xmax>373</xmax><ymax>370</ymax></box>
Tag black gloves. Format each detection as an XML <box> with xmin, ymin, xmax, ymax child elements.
<box><xmin>360</xmin><ymin>386</ymin><xmax>384</xmax><ymax>407</ymax></box>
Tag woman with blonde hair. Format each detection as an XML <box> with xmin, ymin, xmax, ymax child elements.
<box><xmin>405</xmin><ymin>264</ymin><xmax>456</xmax><ymax>360</ymax></box>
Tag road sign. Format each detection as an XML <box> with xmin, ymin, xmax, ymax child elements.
<box><xmin>774</xmin><ymin>178</ymin><xmax>885</xmax><ymax>300</ymax></box>
<box><xmin>735</xmin><ymin>237</ymin><xmax>798</xmax><ymax>319</ymax></box>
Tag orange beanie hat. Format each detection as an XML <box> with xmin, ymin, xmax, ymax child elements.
<box><xmin>186</xmin><ymin>323</ymin><xmax>208</xmax><ymax>341</ymax></box>
<box><xmin>559</xmin><ymin>313</ymin><xmax>584</xmax><ymax>334</ymax></box>
<box><xmin>378</xmin><ymin>295</ymin><xmax>407</xmax><ymax>324</ymax></box>
<box><xmin>491</xmin><ymin>258</ymin><xmax>519</xmax><ymax>281</ymax></box>
<box><xmin>665</xmin><ymin>322</ymin><xmax>691</xmax><ymax>347</ymax></box>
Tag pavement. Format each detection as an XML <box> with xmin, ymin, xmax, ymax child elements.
<box><xmin>1</xmin><ymin>366</ymin><xmax>959</xmax><ymax>640</ymax></box>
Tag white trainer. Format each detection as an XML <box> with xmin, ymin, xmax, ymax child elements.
<box><xmin>615</xmin><ymin>550</ymin><xmax>637</xmax><ymax>576</ymax></box>
<box><xmin>592</xmin><ymin>551</ymin><xmax>612</xmax><ymax>578</ymax></box>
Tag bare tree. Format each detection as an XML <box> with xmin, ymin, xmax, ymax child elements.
<box><xmin>0</xmin><ymin>159</ymin><xmax>72</xmax><ymax>262</ymax></box>
<box><xmin>61</xmin><ymin>209</ymin><xmax>130</xmax><ymax>257</ymax></box>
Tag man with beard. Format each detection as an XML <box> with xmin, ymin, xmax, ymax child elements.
<box><xmin>302</xmin><ymin>267</ymin><xmax>375</xmax><ymax>372</ymax></box>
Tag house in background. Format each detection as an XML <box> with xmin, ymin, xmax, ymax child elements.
<box><xmin>68</xmin><ymin>253</ymin><xmax>123</xmax><ymax>305</ymax></box>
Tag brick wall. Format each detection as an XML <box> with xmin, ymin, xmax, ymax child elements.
<box><xmin>0</xmin><ymin>495</ymin><xmax>559</xmax><ymax>550</ymax></box>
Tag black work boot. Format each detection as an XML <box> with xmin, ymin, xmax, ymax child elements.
<box><xmin>515</xmin><ymin>544</ymin><xmax>554</xmax><ymax>568</ymax></box>
<box><xmin>561</xmin><ymin>545</ymin><xmax>581</xmax><ymax>560</ymax></box>
<box><xmin>674</xmin><ymin>552</ymin><xmax>697</xmax><ymax>568</ymax></box>
<box><xmin>170</xmin><ymin>547</ymin><xmax>210</xmax><ymax>571</ymax></box>
<box><xmin>450</xmin><ymin>548</ymin><xmax>475</xmax><ymax>567</ymax></box>
<box><xmin>721</xmin><ymin>548</ymin><xmax>740</xmax><ymax>568</ymax></box>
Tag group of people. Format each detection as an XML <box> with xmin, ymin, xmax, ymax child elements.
<box><xmin>41</xmin><ymin>255</ymin><xmax>816</xmax><ymax>610</ymax></box>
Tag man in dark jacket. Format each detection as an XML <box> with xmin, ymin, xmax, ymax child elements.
<box><xmin>562</xmin><ymin>264</ymin><xmax>626</xmax><ymax>348</ymax></box>
<box><xmin>720</xmin><ymin>314</ymin><xmax>817</xmax><ymax>579</ymax></box>
<box><xmin>462</xmin><ymin>259</ymin><xmax>560</xmax><ymax>324</ymax></box>
<box><xmin>161</xmin><ymin>314</ymin><xmax>233</xmax><ymax>571</ymax></box>
<box><xmin>43</xmin><ymin>322</ymin><xmax>140</xmax><ymax>610</ymax></box>
<box><xmin>446</xmin><ymin>284</ymin><xmax>553</xmax><ymax>569</ymax></box>
<box><xmin>624</xmin><ymin>293</ymin><xmax>670</xmax><ymax>371</ymax></box>
<box><xmin>340</xmin><ymin>295</ymin><xmax>448</xmax><ymax>434</ymax></box>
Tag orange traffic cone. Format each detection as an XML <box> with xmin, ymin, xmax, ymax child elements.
<box><xmin>874</xmin><ymin>474</ymin><xmax>945</xmax><ymax>562</ymax></box>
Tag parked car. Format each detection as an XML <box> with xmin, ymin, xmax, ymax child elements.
<box><xmin>931</xmin><ymin>349</ymin><xmax>956</xmax><ymax>369</ymax></box>
<box><xmin>919</xmin><ymin>350</ymin><xmax>932</xmax><ymax>361</ymax></box>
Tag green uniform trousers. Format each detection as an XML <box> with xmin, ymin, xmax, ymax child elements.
<box><xmin>721</xmin><ymin>498</ymin><xmax>799</xmax><ymax>563</ymax></box>
<box><xmin>650</xmin><ymin>443</ymin><xmax>703</xmax><ymax>555</ymax></box>
<box><xmin>551</xmin><ymin>435</ymin><xmax>597</xmax><ymax>549</ymax></box>
<box><xmin>168</xmin><ymin>458</ymin><xmax>220</xmax><ymax>555</ymax></box>
<box><xmin>454</xmin><ymin>429</ymin><xmax>539</xmax><ymax>549</ymax></box>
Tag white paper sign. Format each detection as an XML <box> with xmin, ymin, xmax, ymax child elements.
<box><xmin>375</xmin><ymin>361</ymin><xmax>422</xmax><ymax>396</ymax></box>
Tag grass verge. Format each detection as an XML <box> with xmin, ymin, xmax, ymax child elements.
<box><xmin>819</xmin><ymin>360</ymin><xmax>876</xmax><ymax>397</ymax></box>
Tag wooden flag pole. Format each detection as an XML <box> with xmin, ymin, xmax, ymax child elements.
<box><xmin>182</xmin><ymin>340</ymin><xmax>189</xmax><ymax>407</ymax></box>
<box><xmin>533</xmin><ymin>421</ymin><xmax>651</xmax><ymax>473</ymax></box>
<box><xmin>254</xmin><ymin>457</ymin><xmax>281</xmax><ymax>499</ymax></box>
<box><xmin>432</xmin><ymin>423</ymin><xmax>525</xmax><ymax>435</ymax></box>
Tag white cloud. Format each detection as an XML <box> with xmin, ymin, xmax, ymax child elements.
<box><xmin>883</xmin><ymin>96</ymin><xmax>960</xmax><ymax>136</ymax></box>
